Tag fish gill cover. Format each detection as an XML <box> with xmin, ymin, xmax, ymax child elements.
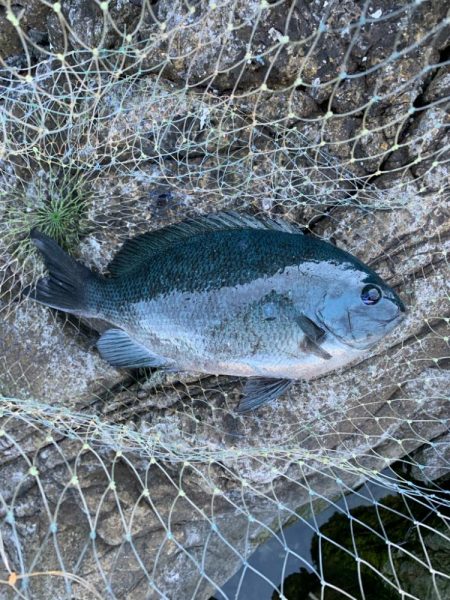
<box><xmin>0</xmin><ymin>0</ymin><xmax>449</xmax><ymax>598</ymax></box>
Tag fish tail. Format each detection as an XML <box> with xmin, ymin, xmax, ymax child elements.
<box><xmin>27</xmin><ymin>229</ymin><xmax>101</xmax><ymax>317</ymax></box>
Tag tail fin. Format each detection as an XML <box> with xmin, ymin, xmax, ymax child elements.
<box><xmin>27</xmin><ymin>229</ymin><xmax>99</xmax><ymax>317</ymax></box>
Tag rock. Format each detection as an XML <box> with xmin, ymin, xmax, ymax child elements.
<box><xmin>382</xmin><ymin>518</ymin><xmax>450</xmax><ymax>600</ymax></box>
<box><xmin>46</xmin><ymin>0</ymin><xmax>142</xmax><ymax>56</ymax></box>
<box><xmin>132</xmin><ymin>0</ymin><xmax>450</xmax><ymax>118</ymax></box>
<box><xmin>238</xmin><ymin>88</ymin><xmax>320</xmax><ymax>124</ymax></box>
<box><xmin>38</xmin><ymin>0</ymin><xmax>448</xmax><ymax>110</ymax></box>
<box><xmin>0</xmin><ymin>1</ymin><xmax>51</xmax><ymax>65</ymax></box>
<box><xmin>0</xmin><ymin>2</ymin><xmax>449</xmax><ymax>598</ymax></box>
<box><xmin>407</xmin><ymin>429</ymin><xmax>450</xmax><ymax>483</ymax></box>
<box><xmin>403</xmin><ymin>72</ymin><xmax>450</xmax><ymax>181</ymax></box>
<box><xmin>1</xmin><ymin>0</ymin><xmax>448</xmax><ymax>192</ymax></box>
<box><xmin>0</xmin><ymin>301</ymin><xmax>121</xmax><ymax>407</ymax></box>
<box><xmin>273</xmin><ymin>490</ymin><xmax>450</xmax><ymax>600</ymax></box>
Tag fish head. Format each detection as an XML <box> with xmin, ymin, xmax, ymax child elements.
<box><xmin>316</xmin><ymin>267</ymin><xmax>406</xmax><ymax>350</ymax></box>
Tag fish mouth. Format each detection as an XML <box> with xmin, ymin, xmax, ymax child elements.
<box><xmin>315</xmin><ymin>308</ymin><xmax>362</xmax><ymax>349</ymax></box>
<box><xmin>316</xmin><ymin>308</ymin><xmax>405</xmax><ymax>350</ymax></box>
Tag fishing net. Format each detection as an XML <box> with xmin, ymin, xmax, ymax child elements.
<box><xmin>0</xmin><ymin>0</ymin><xmax>449</xmax><ymax>597</ymax></box>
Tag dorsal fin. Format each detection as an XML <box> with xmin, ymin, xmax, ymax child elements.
<box><xmin>107</xmin><ymin>211</ymin><xmax>303</xmax><ymax>276</ymax></box>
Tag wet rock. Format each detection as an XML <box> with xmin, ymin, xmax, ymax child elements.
<box><xmin>382</xmin><ymin>517</ymin><xmax>450</xmax><ymax>600</ymax></box>
<box><xmin>273</xmin><ymin>489</ymin><xmax>450</xmax><ymax>600</ymax></box>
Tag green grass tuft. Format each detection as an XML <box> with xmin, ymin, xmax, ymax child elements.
<box><xmin>3</xmin><ymin>169</ymin><xmax>90</xmax><ymax>263</ymax></box>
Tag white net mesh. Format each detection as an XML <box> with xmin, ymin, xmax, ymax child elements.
<box><xmin>0</xmin><ymin>0</ymin><xmax>449</xmax><ymax>598</ymax></box>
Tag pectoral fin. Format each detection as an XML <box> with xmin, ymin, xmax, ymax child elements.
<box><xmin>97</xmin><ymin>329</ymin><xmax>172</xmax><ymax>369</ymax></box>
<box><xmin>297</xmin><ymin>314</ymin><xmax>332</xmax><ymax>360</ymax></box>
<box><xmin>237</xmin><ymin>377</ymin><xmax>293</xmax><ymax>413</ymax></box>
<box><xmin>297</xmin><ymin>314</ymin><xmax>325</xmax><ymax>342</ymax></box>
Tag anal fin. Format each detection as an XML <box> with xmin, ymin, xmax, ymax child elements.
<box><xmin>97</xmin><ymin>329</ymin><xmax>171</xmax><ymax>369</ymax></box>
<box><xmin>238</xmin><ymin>377</ymin><xmax>293</xmax><ymax>413</ymax></box>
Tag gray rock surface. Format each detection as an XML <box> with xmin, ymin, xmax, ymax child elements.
<box><xmin>0</xmin><ymin>1</ymin><xmax>449</xmax><ymax>598</ymax></box>
<box><xmin>46</xmin><ymin>0</ymin><xmax>142</xmax><ymax>58</ymax></box>
<box><xmin>0</xmin><ymin>302</ymin><xmax>121</xmax><ymax>407</ymax></box>
<box><xmin>0</xmin><ymin>1</ymin><xmax>50</xmax><ymax>66</ymax></box>
<box><xmin>408</xmin><ymin>428</ymin><xmax>450</xmax><ymax>483</ymax></box>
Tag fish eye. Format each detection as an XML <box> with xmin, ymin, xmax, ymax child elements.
<box><xmin>361</xmin><ymin>284</ymin><xmax>382</xmax><ymax>305</ymax></box>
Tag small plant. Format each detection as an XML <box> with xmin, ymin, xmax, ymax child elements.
<box><xmin>31</xmin><ymin>175</ymin><xmax>88</xmax><ymax>249</ymax></box>
<box><xmin>3</xmin><ymin>168</ymin><xmax>90</xmax><ymax>263</ymax></box>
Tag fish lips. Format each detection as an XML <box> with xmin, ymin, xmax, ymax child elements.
<box><xmin>316</xmin><ymin>305</ymin><xmax>406</xmax><ymax>350</ymax></box>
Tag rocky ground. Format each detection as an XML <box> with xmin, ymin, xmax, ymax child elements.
<box><xmin>0</xmin><ymin>1</ymin><xmax>449</xmax><ymax>598</ymax></box>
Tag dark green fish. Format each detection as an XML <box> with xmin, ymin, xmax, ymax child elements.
<box><xmin>28</xmin><ymin>212</ymin><xmax>406</xmax><ymax>412</ymax></box>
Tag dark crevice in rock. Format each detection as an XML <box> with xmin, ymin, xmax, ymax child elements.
<box><xmin>317</xmin><ymin>98</ymin><xmax>331</xmax><ymax>113</ymax></box>
<box><xmin>366</xmin><ymin>49</ymin><xmax>450</xmax><ymax>185</ymax></box>
<box><xmin>85</xmin><ymin>373</ymin><xmax>143</xmax><ymax>410</ymax></box>
<box><xmin>58</xmin><ymin>313</ymin><xmax>101</xmax><ymax>349</ymax></box>
<box><xmin>304</xmin><ymin>207</ymin><xmax>336</xmax><ymax>233</ymax></box>
<box><xmin>436</xmin><ymin>43</ymin><xmax>450</xmax><ymax>71</ymax></box>
<box><xmin>409</xmin><ymin>46</ymin><xmax>450</xmax><ymax>114</ymax></box>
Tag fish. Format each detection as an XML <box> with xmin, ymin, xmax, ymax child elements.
<box><xmin>28</xmin><ymin>212</ymin><xmax>406</xmax><ymax>413</ymax></box>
